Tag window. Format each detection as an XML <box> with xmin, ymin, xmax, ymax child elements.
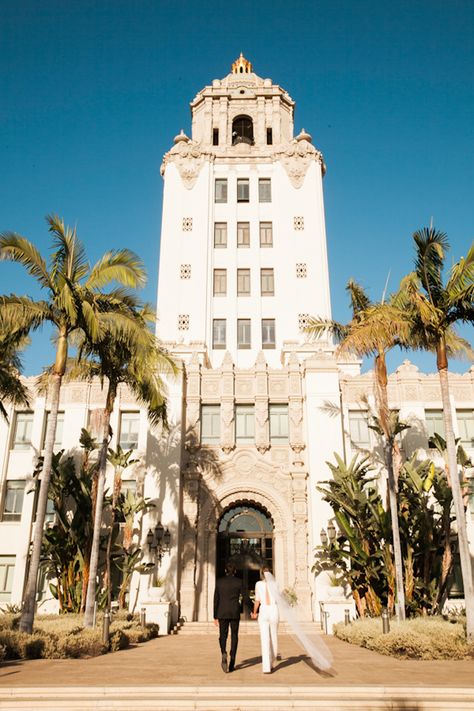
<box><xmin>214</xmin><ymin>222</ymin><xmax>227</xmax><ymax>248</ymax></box>
<box><xmin>12</xmin><ymin>412</ymin><xmax>33</xmax><ymax>450</ymax></box>
<box><xmin>294</xmin><ymin>216</ymin><xmax>304</xmax><ymax>230</ymax></box>
<box><xmin>212</xmin><ymin>128</ymin><xmax>219</xmax><ymax>146</ymax></box>
<box><xmin>213</xmin><ymin>269</ymin><xmax>227</xmax><ymax>296</ymax></box>
<box><xmin>232</xmin><ymin>115</ymin><xmax>254</xmax><ymax>145</ymax></box>
<box><xmin>425</xmin><ymin>409</ymin><xmax>445</xmax><ymax>445</ymax></box>
<box><xmin>348</xmin><ymin>411</ymin><xmax>371</xmax><ymax>449</ymax></box>
<box><xmin>457</xmin><ymin>410</ymin><xmax>474</xmax><ymax>448</ymax></box>
<box><xmin>237</xmin><ymin>269</ymin><xmax>251</xmax><ymax>296</ymax></box>
<box><xmin>0</xmin><ymin>556</ymin><xmax>15</xmax><ymax>603</ymax></box>
<box><xmin>213</xmin><ymin>319</ymin><xmax>226</xmax><ymax>349</ymax></box>
<box><xmin>182</xmin><ymin>217</ymin><xmax>193</xmax><ymax>231</ymax></box>
<box><xmin>266</xmin><ymin>128</ymin><xmax>273</xmax><ymax>145</ymax></box>
<box><xmin>237</xmin><ymin>222</ymin><xmax>250</xmax><ymax>247</ymax></box>
<box><xmin>215</xmin><ymin>178</ymin><xmax>227</xmax><ymax>203</ymax></box>
<box><xmin>269</xmin><ymin>405</ymin><xmax>289</xmax><ymax>443</ymax></box>
<box><xmin>258</xmin><ymin>178</ymin><xmax>271</xmax><ymax>203</ymax></box>
<box><xmin>119</xmin><ymin>412</ymin><xmax>140</xmax><ymax>450</ymax></box>
<box><xmin>201</xmin><ymin>405</ymin><xmax>221</xmax><ymax>444</ymax></box>
<box><xmin>237</xmin><ymin>319</ymin><xmax>251</xmax><ymax>349</ymax></box>
<box><xmin>1</xmin><ymin>480</ymin><xmax>25</xmax><ymax>522</ymax></box>
<box><xmin>235</xmin><ymin>405</ymin><xmax>255</xmax><ymax>443</ymax></box>
<box><xmin>42</xmin><ymin>411</ymin><xmax>64</xmax><ymax>450</ymax></box>
<box><xmin>261</xmin><ymin>319</ymin><xmax>276</xmax><ymax>349</ymax></box>
<box><xmin>180</xmin><ymin>264</ymin><xmax>191</xmax><ymax>279</ymax></box>
<box><xmin>261</xmin><ymin>269</ymin><xmax>274</xmax><ymax>296</ymax></box>
<box><xmin>260</xmin><ymin>222</ymin><xmax>273</xmax><ymax>247</ymax></box>
<box><xmin>237</xmin><ymin>178</ymin><xmax>250</xmax><ymax>203</ymax></box>
<box><xmin>296</xmin><ymin>263</ymin><xmax>307</xmax><ymax>278</ymax></box>
<box><xmin>178</xmin><ymin>314</ymin><xmax>190</xmax><ymax>330</ymax></box>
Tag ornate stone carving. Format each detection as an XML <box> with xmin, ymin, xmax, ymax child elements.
<box><xmin>161</xmin><ymin>137</ymin><xmax>213</xmax><ymax>189</ymax></box>
<box><xmin>273</xmin><ymin>138</ymin><xmax>325</xmax><ymax>188</ymax></box>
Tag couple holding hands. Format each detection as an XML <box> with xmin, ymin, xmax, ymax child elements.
<box><xmin>213</xmin><ymin>564</ymin><xmax>279</xmax><ymax>674</ymax></box>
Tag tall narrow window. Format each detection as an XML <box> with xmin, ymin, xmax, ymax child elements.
<box><xmin>212</xmin><ymin>128</ymin><xmax>219</xmax><ymax>146</ymax></box>
<box><xmin>258</xmin><ymin>178</ymin><xmax>271</xmax><ymax>202</ymax></box>
<box><xmin>457</xmin><ymin>410</ymin><xmax>474</xmax><ymax>448</ymax></box>
<box><xmin>1</xmin><ymin>480</ymin><xmax>25</xmax><ymax>522</ymax></box>
<box><xmin>348</xmin><ymin>411</ymin><xmax>370</xmax><ymax>449</ymax></box>
<box><xmin>237</xmin><ymin>178</ymin><xmax>250</xmax><ymax>202</ymax></box>
<box><xmin>213</xmin><ymin>269</ymin><xmax>227</xmax><ymax>296</ymax></box>
<box><xmin>235</xmin><ymin>405</ymin><xmax>255</xmax><ymax>443</ymax></box>
<box><xmin>214</xmin><ymin>222</ymin><xmax>227</xmax><ymax>248</ymax></box>
<box><xmin>213</xmin><ymin>319</ymin><xmax>226</xmax><ymax>349</ymax></box>
<box><xmin>201</xmin><ymin>405</ymin><xmax>221</xmax><ymax>444</ymax></box>
<box><xmin>215</xmin><ymin>178</ymin><xmax>227</xmax><ymax>203</ymax></box>
<box><xmin>237</xmin><ymin>319</ymin><xmax>251</xmax><ymax>349</ymax></box>
<box><xmin>425</xmin><ymin>410</ymin><xmax>445</xmax><ymax>445</ymax></box>
<box><xmin>260</xmin><ymin>222</ymin><xmax>273</xmax><ymax>247</ymax></box>
<box><xmin>12</xmin><ymin>412</ymin><xmax>33</xmax><ymax>450</ymax></box>
<box><xmin>260</xmin><ymin>268</ymin><xmax>275</xmax><ymax>296</ymax></box>
<box><xmin>261</xmin><ymin>319</ymin><xmax>276</xmax><ymax>349</ymax></box>
<box><xmin>0</xmin><ymin>556</ymin><xmax>15</xmax><ymax>603</ymax></box>
<box><xmin>237</xmin><ymin>222</ymin><xmax>250</xmax><ymax>247</ymax></box>
<box><xmin>42</xmin><ymin>412</ymin><xmax>64</xmax><ymax>450</ymax></box>
<box><xmin>269</xmin><ymin>405</ymin><xmax>289</xmax><ymax>442</ymax></box>
<box><xmin>266</xmin><ymin>128</ymin><xmax>273</xmax><ymax>145</ymax></box>
<box><xmin>119</xmin><ymin>412</ymin><xmax>140</xmax><ymax>450</ymax></box>
<box><xmin>237</xmin><ymin>268</ymin><xmax>251</xmax><ymax>296</ymax></box>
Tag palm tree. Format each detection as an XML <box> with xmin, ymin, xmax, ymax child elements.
<box><xmin>70</xmin><ymin>309</ymin><xmax>176</xmax><ymax>627</ymax></box>
<box><xmin>0</xmin><ymin>214</ymin><xmax>146</xmax><ymax>633</ymax></box>
<box><xmin>305</xmin><ymin>280</ymin><xmax>409</xmax><ymax>619</ymax></box>
<box><xmin>401</xmin><ymin>227</ymin><xmax>474</xmax><ymax>639</ymax></box>
<box><xmin>0</xmin><ymin>303</ymin><xmax>30</xmax><ymax>420</ymax></box>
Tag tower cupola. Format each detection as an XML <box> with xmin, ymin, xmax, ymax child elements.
<box><xmin>231</xmin><ymin>53</ymin><xmax>253</xmax><ymax>74</ymax></box>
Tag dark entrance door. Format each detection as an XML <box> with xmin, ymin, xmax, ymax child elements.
<box><xmin>216</xmin><ymin>504</ymin><xmax>273</xmax><ymax>619</ymax></box>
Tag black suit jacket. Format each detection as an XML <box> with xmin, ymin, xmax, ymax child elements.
<box><xmin>213</xmin><ymin>574</ymin><xmax>243</xmax><ymax>620</ymax></box>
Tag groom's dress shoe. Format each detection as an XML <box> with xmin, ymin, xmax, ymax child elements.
<box><xmin>221</xmin><ymin>652</ymin><xmax>228</xmax><ymax>673</ymax></box>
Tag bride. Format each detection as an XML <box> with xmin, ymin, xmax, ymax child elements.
<box><xmin>251</xmin><ymin>566</ymin><xmax>332</xmax><ymax>674</ymax></box>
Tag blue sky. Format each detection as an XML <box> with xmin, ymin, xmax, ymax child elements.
<box><xmin>1</xmin><ymin>0</ymin><xmax>473</xmax><ymax>375</ymax></box>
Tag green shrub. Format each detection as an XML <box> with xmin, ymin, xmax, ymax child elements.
<box><xmin>0</xmin><ymin>644</ymin><xmax>6</xmax><ymax>662</ymax></box>
<box><xmin>109</xmin><ymin>628</ymin><xmax>129</xmax><ymax>652</ymax></box>
<box><xmin>334</xmin><ymin>616</ymin><xmax>474</xmax><ymax>660</ymax></box>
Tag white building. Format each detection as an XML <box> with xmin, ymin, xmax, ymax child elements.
<box><xmin>1</xmin><ymin>56</ymin><xmax>474</xmax><ymax>624</ymax></box>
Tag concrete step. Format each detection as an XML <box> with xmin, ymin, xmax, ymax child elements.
<box><xmin>1</xmin><ymin>685</ymin><xmax>473</xmax><ymax>710</ymax></box>
<box><xmin>176</xmin><ymin>620</ymin><xmax>324</xmax><ymax>635</ymax></box>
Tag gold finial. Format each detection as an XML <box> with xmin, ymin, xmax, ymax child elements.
<box><xmin>231</xmin><ymin>53</ymin><xmax>253</xmax><ymax>74</ymax></box>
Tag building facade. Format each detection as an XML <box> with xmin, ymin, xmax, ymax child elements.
<box><xmin>1</xmin><ymin>57</ymin><xmax>474</xmax><ymax>622</ymax></box>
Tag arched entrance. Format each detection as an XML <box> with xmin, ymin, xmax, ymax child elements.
<box><xmin>216</xmin><ymin>502</ymin><xmax>273</xmax><ymax>619</ymax></box>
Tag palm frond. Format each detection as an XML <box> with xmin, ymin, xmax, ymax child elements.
<box><xmin>413</xmin><ymin>227</ymin><xmax>448</xmax><ymax>305</ymax></box>
<box><xmin>0</xmin><ymin>233</ymin><xmax>51</xmax><ymax>289</ymax></box>
<box><xmin>47</xmin><ymin>214</ymin><xmax>88</xmax><ymax>283</ymax></box>
<box><xmin>304</xmin><ymin>316</ymin><xmax>348</xmax><ymax>343</ymax></box>
<box><xmin>86</xmin><ymin>250</ymin><xmax>146</xmax><ymax>290</ymax></box>
<box><xmin>346</xmin><ymin>278</ymin><xmax>371</xmax><ymax>315</ymax></box>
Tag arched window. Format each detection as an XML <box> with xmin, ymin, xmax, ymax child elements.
<box><xmin>232</xmin><ymin>115</ymin><xmax>254</xmax><ymax>146</ymax></box>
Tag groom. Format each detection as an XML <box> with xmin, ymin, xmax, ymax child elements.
<box><xmin>213</xmin><ymin>563</ymin><xmax>243</xmax><ymax>673</ymax></box>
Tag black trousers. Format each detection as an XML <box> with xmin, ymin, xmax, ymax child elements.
<box><xmin>218</xmin><ymin>618</ymin><xmax>240</xmax><ymax>659</ymax></box>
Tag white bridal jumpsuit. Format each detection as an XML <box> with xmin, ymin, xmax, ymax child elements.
<box><xmin>255</xmin><ymin>579</ymin><xmax>279</xmax><ymax>673</ymax></box>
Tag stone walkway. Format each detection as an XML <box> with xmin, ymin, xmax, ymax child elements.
<box><xmin>1</xmin><ymin>631</ymin><xmax>473</xmax><ymax>709</ymax></box>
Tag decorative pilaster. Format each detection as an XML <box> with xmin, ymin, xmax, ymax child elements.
<box><xmin>180</xmin><ymin>463</ymin><xmax>201</xmax><ymax>621</ymax></box>
<box><xmin>255</xmin><ymin>352</ymin><xmax>269</xmax><ymax>453</ymax></box>
<box><xmin>288</xmin><ymin>353</ymin><xmax>305</xmax><ymax>461</ymax></box>
<box><xmin>185</xmin><ymin>352</ymin><xmax>201</xmax><ymax>450</ymax></box>
<box><xmin>220</xmin><ymin>352</ymin><xmax>235</xmax><ymax>453</ymax></box>
<box><xmin>290</xmin><ymin>468</ymin><xmax>313</xmax><ymax>619</ymax></box>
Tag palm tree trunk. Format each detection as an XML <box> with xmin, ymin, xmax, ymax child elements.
<box><xmin>19</xmin><ymin>373</ymin><xmax>62</xmax><ymax>633</ymax></box>
<box><xmin>83</xmin><ymin>383</ymin><xmax>116</xmax><ymax>628</ymax></box>
<box><xmin>437</xmin><ymin>344</ymin><xmax>474</xmax><ymax>640</ymax></box>
<box><xmin>375</xmin><ymin>353</ymin><xmax>406</xmax><ymax>621</ymax></box>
